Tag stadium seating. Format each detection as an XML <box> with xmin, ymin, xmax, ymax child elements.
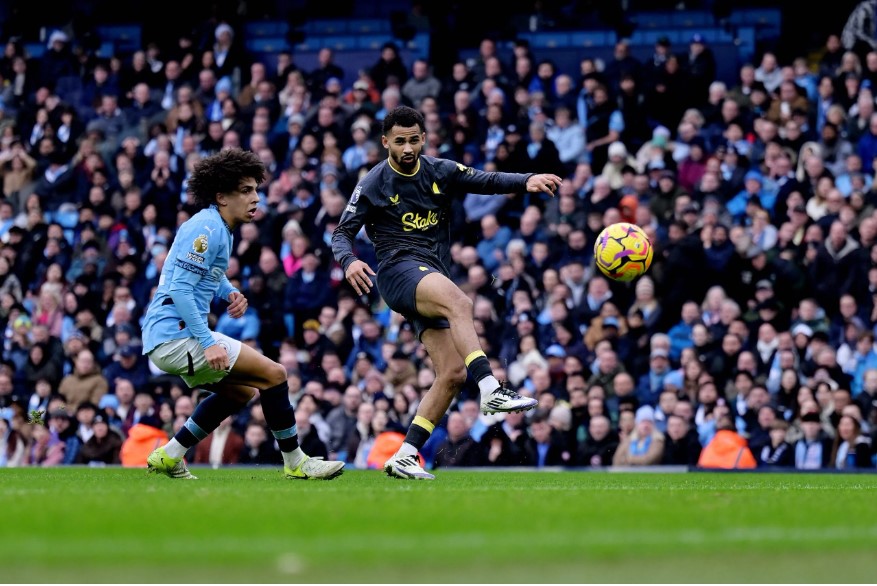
<box><xmin>94</xmin><ymin>24</ymin><xmax>142</xmax><ymax>54</ymax></box>
<box><xmin>243</xmin><ymin>20</ymin><xmax>291</xmax><ymax>39</ymax></box>
<box><xmin>23</xmin><ymin>41</ymin><xmax>45</xmax><ymax>59</ymax></box>
<box><xmin>68</xmin><ymin>5</ymin><xmax>769</xmax><ymax>85</ymax></box>
<box><xmin>236</xmin><ymin>7</ymin><xmax>765</xmax><ymax>88</ymax></box>
<box><xmin>245</xmin><ymin>37</ymin><xmax>292</xmax><ymax>55</ymax></box>
<box><xmin>727</xmin><ymin>7</ymin><xmax>782</xmax><ymax>40</ymax></box>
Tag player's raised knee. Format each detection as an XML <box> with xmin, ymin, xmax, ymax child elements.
<box><xmin>448</xmin><ymin>293</ymin><xmax>473</xmax><ymax>319</ymax></box>
<box><xmin>265</xmin><ymin>362</ymin><xmax>288</xmax><ymax>387</ymax></box>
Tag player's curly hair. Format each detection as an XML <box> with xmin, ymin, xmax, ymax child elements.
<box><xmin>382</xmin><ymin>105</ymin><xmax>425</xmax><ymax>135</ymax></box>
<box><xmin>187</xmin><ymin>148</ymin><xmax>266</xmax><ymax>209</ymax></box>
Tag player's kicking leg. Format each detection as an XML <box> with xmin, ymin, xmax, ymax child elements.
<box><xmin>416</xmin><ymin>272</ymin><xmax>537</xmax><ymax>414</ymax></box>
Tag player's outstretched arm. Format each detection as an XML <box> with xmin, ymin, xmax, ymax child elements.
<box><xmin>443</xmin><ymin>159</ymin><xmax>561</xmax><ymax>197</ymax></box>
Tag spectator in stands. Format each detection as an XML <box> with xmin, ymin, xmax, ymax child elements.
<box><xmin>612</xmin><ymin>405</ymin><xmax>664</xmax><ymax>466</ymax></box>
<box><xmin>577</xmin><ymin>414</ymin><xmax>618</xmax><ymax>466</ymax></box>
<box><xmin>283</xmin><ymin>247</ymin><xmax>333</xmax><ymax>341</ymax></box>
<box><xmin>697</xmin><ymin>414</ymin><xmax>757</xmax><ymax>469</ymax></box>
<box><xmin>102</xmin><ymin>345</ymin><xmax>150</xmax><ymax>394</ymax></box>
<box><xmin>76</xmin><ymin>410</ymin><xmax>122</xmax><ymax>464</ymax></box>
<box><xmin>661</xmin><ymin>413</ymin><xmax>702</xmax><ymax>466</ymax></box>
<box><xmin>326</xmin><ymin>386</ymin><xmax>361</xmax><ymax>461</ymax></box>
<box><xmin>481</xmin><ymin>410</ymin><xmax>530</xmax><ymax>466</ymax></box>
<box><xmin>795</xmin><ymin>411</ymin><xmax>832</xmax><ymax>470</ymax></box>
<box><xmin>25</xmin><ymin>420</ymin><xmax>56</xmax><ymax>466</ymax></box>
<box><xmin>475</xmin><ymin>214</ymin><xmax>512</xmax><ymax>273</ymax></box>
<box><xmin>523</xmin><ymin>409</ymin><xmax>571</xmax><ymax>467</ymax></box>
<box><xmin>58</xmin><ymin>348</ymin><xmax>108</xmax><ymax>411</ymax></box>
<box><xmin>754</xmin><ymin>51</ymin><xmax>783</xmax><ymax>95</ymax></box>
<box><xmin>756</xmin><ymin>418</ymin><xmax>795</xmax><ymax>467</ymax></box>
<box><xmin>211</xmin><ymin>23</ymin><xmax>245</xmax><ymax>82</ymax></box>
<box><xmin>0</xmin><ymin>415</ymin><xmax>25</xmax><ymax>467</ymax></box>
<box><xmin>238</xmin><ymin>421</ymin><xmax>282</xmax><ymax>465</ymax></box>
<box><xmin>636</xmin><ymin>348</ymin><xmax>673</xmax><ymax>408</ymax></box>
<box><xmin>402</xmin><ymin>58</ymin><xmax>440</xmax><ymax>109</ymax></box>
<box><xmin>684</xmin><ymin>34</ymin><xmax>717</xmax><ymax>108</ymax></box>
<box><xmin>39</xmin><ymin>30</ymin><xmax>77</xmax><ymax>91</ymax></box>
<box><xmin>584</xmin><ymin>83</ymin><xmax>622</xmax><ymax>173</ymax></box>
<box><xmin>193</xmin><ymin>415</ymin><xmax>243</xmax><ymax>468</ymax></box>
<box><xmin>295</xmin><ymin>391</ymin><xmax>332</xmax><ymax>447</ymax></box>
<box><xmin>215</xmin><ymin>302</ymin><xmax>261</xmax><ymax>348</ymax></box>
<box><xmin>830</xmin><ymin>413</ymin><xmax>874</xmax><ymax>468</ymax></box>
<box><xmin>120</xmin><ymin>414</ymin><xmax>166</xmax><ymax>467</ymax></box>
<box><xmin>47</xmin><ymin>408</ymin><xmax>80</xmax><ymax>465</ymax></box>
<box><xmin>433</xmin><ymin>410</ymin><xmax>481</xmax><ymax>468</ymax></box>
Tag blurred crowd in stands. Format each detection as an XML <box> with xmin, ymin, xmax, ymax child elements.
<box><xmin>1</xmin><ymin>6</ymin><xmax>877</xmax><ymax>473</ymax></box>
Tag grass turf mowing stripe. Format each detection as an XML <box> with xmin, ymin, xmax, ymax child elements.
<box><xmin>2</xmin><ymin>468</ymin><xmax>876</xmax><ymax>583</ymax></box>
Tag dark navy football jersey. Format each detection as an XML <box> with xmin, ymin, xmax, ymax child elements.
<box><xmin>332</xmin><ymin>156</ymin><xmax>531</xmax><ymax>274</ymax></box>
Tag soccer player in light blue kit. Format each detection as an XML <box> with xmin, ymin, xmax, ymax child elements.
<box><xmin>143</xmin><ymin>148</ymin><xmax>343</xmax><ymax>480</ymax></box>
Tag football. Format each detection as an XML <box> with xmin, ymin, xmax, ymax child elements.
<box><xmin>593</xmin><ymin>222</ymin><xmax>653</xmax><ymax>282</ymax></box>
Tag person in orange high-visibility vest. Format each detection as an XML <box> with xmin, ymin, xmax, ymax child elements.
<box><xmin>121</xmin><ymin>419</ymin><xmax>168</xmax><ymax>467</ymax></box>
<box><xmin>366</xmin><ymin>430</ymin><xmax>425</xmax><ymax>470</ymax></box>
<box><xmin>697</xmin><ymin>416</ymin><xmax>757</xmax><ymax>469</ymax></box>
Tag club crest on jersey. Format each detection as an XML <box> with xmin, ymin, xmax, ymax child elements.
<box><xmin>456</xmin><ymin>163</ymin><xmax>474</xmax><ymax>175</ymax></box>
<box><xmin>192</xmin><ymin>234</ymin><xmax>208</xmax><ymax>254</ymax></box>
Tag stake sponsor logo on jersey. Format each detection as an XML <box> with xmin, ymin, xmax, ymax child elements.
<box><xmin>401</xmin><ymin>210</ymin><xmax>439</xmax><ymax>231</ymax></box>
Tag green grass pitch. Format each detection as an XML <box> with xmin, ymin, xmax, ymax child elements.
<box><xmin>2</xmin><ymin>468</ymin><xmax>876</xmax><ymax>583</ymax></box>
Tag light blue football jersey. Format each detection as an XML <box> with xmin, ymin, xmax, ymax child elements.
<box><xmin>142</xmin><ymin>205</ymin><xmax>239</xmax><ymax>354</ymax></box>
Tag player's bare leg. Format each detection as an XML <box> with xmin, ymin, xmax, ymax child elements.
<box><xmin>151</xmin><ymin>345</ymin><xmax>342</xmax><ymax>480</ymax></box>
<box><xmin>415</xmin><ymin>272</ymin><xmax>537</xmax><ymax>414</ymax></box>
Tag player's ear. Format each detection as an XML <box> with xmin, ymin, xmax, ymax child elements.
<box><xmin>215</xmin><ymin>192</ymin><xmax>226</xmax><ymax>207</ymax></box>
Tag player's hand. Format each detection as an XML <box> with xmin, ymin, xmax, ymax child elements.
<box><xmin>526</xmin><ymin>173</ymin><xmax>563</xmax><ymax>196</ymax></box>
<box><xmin>345</xmin><ymin>259</ymin><xmax>376</xmax><ymax>295</ymax></box>
<box><xmin>204</xmin><ymin>343</ymin><xmax>230</xmax><ymax>371</ymax></box>
<box><xmin>227</xmin><ymin>291</ymin><xmax>248</xmax><ymax>318</ymax></box>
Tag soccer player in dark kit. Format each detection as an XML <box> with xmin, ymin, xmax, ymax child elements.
<box><xmin>332</xmin><ymin>106</ymin><xmax>562</xmax><ymax>479</ymax></box>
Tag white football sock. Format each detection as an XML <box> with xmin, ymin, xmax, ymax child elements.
<box><xmin>164</xmin><ymin>438</ymin><xmax>188</xmax><ymax>459</ymax></box>
<box><xmin>397</xmin><ymin>442</ymin><xmax>418</xmax><ymax>458</ymax></box>
<box><xmin>478</xmin><ymin>375</ymin><xmax>501</xmax><ymax>398</ymax></box>
<box><xmin>282</xmin><ymin>447</ymin><xmax>306</xmax><ymax>469</ymax></box>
